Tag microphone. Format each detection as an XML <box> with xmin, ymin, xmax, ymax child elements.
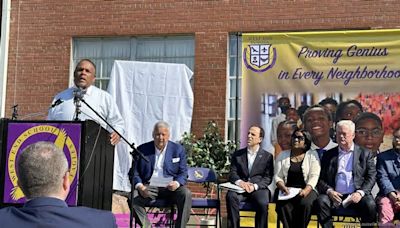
<box><xmin>73</xmin><ymin>87</ymin><xmax>86</xmax><ymax>101</ymax></box>
<box><xmin>50</xmin><ymin>99</ymin><xmax>64</xmax><ymax>108</ymax></box>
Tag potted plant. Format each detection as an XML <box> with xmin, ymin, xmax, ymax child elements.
<box><xmin>181</xmin><ymin>121</ymin><xmax>236</xmax><ymax>226</ymax></box>
<box><xmin>181</xmin><ymin>120</ymin><xmax>237</xmax><ymax>179</ymax></box>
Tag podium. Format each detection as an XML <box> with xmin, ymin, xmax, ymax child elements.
<box><xmin>0</xmin><ymin>119</ymin><xmax>114</xmax><ymax>210</ymax></box>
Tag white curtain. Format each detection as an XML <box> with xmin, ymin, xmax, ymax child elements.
<box><xmin>108</xmin><ymin>60</ymin><xmax>194</xmax><ymax>192</ymax></box>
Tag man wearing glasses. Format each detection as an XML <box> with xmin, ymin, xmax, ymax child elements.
<box><xmin>376</xmin><ymin>127</ymin><xmax>400</xmax><ymax>226</ymax></box>
<box><xmin>354</xmin><ymin>112</ymin><xmax>384</xmax><ymax>156</ymax></box>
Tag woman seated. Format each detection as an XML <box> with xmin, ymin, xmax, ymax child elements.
<box><xmin>274</xmin><ymin>128</ymin><xmax>321</xmax><ymax>228</ymax></box>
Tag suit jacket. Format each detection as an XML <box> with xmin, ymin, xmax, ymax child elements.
<box><xmin>376</xmin><ymin>148</ymin><xmax>400</xmax><ymax>196</ymax></box>
<box><xmin>317</xmin><ymin>144</ymin><xmax>376</xmax><ymax>195</ymax></box>
<box><xmin>133</xmin><ymin>140</ymin><xmax>188</xmax><ymax>186</ymax></box>
<box><xmin>0</xmin><ymin>197</ymin><xmax>117</xmax><ymax>228</ymax></box>
<box><xmin>229</xmin><ymin>147</ymin><xmax>274</xmax><ymax>190</ymax></box>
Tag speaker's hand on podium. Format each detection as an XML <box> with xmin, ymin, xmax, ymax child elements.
<box><xmin>110</xmin><ymin>132</ymin><xmax>121</xmax><ymax>145</ymax></box>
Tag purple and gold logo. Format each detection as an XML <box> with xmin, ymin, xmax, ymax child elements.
<box><xmin>243</xmin><ymin>44</ymin><xmax>277</xmax><ymax>73</ymax></box>
<box><xmin>4</xmin><ymin>122</ymin><xmax>81</xmax><ymax>205</ymax></box>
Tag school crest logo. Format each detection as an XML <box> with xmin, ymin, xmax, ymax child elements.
<box><xmin>243</xmin><ymin>44</ymin><xmax>277</xmax><ymax>73</ymax></box>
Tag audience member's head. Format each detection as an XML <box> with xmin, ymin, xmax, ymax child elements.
<box><xmin>297</xmin><ymin>104</ymin><xmax>310</xmax><ymax>121</ymax></box>
<box><xmin>285</xmin><ymin>107</ymin><xmax>300</xmax><ymax>122</ymax></box>
<box><xmin>354</xmin><ymin>112</ymin><xmax>384</xmax><ymax>153</ymax></box>
<box><xmin>278</xmin><ymin>97</ymin><xmax>291</xmax><ymax>114</ymax></box>
<box><xmin>336</xmin><ymin>120</ymin><xmax>355</xmax><ymax>151</ymax></box>
<box><xmin>277</xmin><ymin>120</ymin><xmax>298</xmax><ymax>151</ymax></box>
<box><xmin>247</xmin><ymin>125</ymin><xmax>264</xmax><ymax>148</ymax></box>
<box><xmin>153</xmin><ymin>121</ymin><xmax>171</xmax><ymax>151</ymax></box>
<box><xmin>73</xmin><ymin>59</ymin><xmax>96</xmax><ymax>89</ymax></box>
<box><xmin>17</xmin><ymin>141</ymin><xmax>69</xmax><ymax>200</ymax></box>
<box><xmin>303</xmin><ymin>105</ymin><xmax>333</xmax><ymax>147</ymax></box>
<box><xmin>290</xmin><ymin>128</ymin><xmax>312</xmax><ymax>153</ymax></box>
<box><xmin>393</xmin><ymin>127</ymin><xmax>400</xmax><ymax>152</ymax></box>
<box><xmin>336</xmin><ymin>100</ymin><xmax>363</xmax><ymax>122</ymax></box>
<box><xmin>319</xmin><ymin>97</ymin><xmax>338</xmax><ymax>121</ymax></box>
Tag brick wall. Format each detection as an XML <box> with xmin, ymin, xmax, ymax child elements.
<box><xmin>5</xmin><ymin>0</ymin><xmax>400</xmax><ymax>136</ymax></box>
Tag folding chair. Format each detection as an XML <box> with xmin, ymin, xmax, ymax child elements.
<box><xmin>187</xmin><ymin>167</ymin><xmax>221</xmax><ymax>228</ymax></box>
<box><xmin>132</xmin><ymin>197</ymin><xmax>175</xmax><ymax>227</ymax></box>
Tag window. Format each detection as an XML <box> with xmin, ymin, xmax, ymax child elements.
<box><xmin>227</xmin><ymin>34</ymin><xmax>242</xmax><ymax>142</ymax></box>
<box><xmin>73</xmin><ymin>36</ymin><xmax>195</xmax><ymax>90</ymax></box>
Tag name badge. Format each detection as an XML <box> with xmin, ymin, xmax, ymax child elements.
<box><xmin>172</xmin><ymin>157</ymin><xmax>180</xmax><ymax>163</ymax></box>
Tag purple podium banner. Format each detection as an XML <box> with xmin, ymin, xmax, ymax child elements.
<box><xmin>3</xmin><ymin>122</ymin><xmax>81</xmax><ymax>205</ymax></box>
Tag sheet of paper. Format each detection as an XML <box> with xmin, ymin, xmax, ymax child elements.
<box><xmin>219</xmin><ymin>182</ymin><xmax>245</xmax><ymax>193</ymax></box>
<box><xmin>342</xmin><ymin>194</ymin><xmax>352</xmax><ymax>208</ymax></box>
<box><xmin>278</xmin><ymin>187</ymin><xmax>301</xmax><ymax>200</ymax></box>
<box><xmin>149</xmin><ymin>176</ymin><xmax>173</xmax><ymax>187</ymax></box>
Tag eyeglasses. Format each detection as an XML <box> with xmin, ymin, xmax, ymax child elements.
<box><xmin>355</xmin><ymin>128</ymin><xmax>383</xmax><ymax>138</ymax></box>
<box><xmin>292</xmin><ymin>135</ymin><xmax>305</xmax><ymax>141</ymax></box>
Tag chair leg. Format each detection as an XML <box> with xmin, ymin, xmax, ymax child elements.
<box><xmin>169</xmin><ymin>206</ymin><xmax>174</xmax><ymax>228</ymax></box>
<box><xmin>218</xmin><ymin>209</ymin><xmax>221</xmax><ymax>228</ymax></box>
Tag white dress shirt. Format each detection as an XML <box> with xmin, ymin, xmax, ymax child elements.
<box><xmin>47</xmin><ymin>85</ymin><xmax>125</xmax><ymax>134</ymax></box>
<box><xmin>336</xmin><ymin>144</ymin><xmax>355</xmax><ymax>194</ymax></box>
<box><xmin>235</xmin><ymin>145</ymin><xmax>260</xmax><ymax>191</ymax></box>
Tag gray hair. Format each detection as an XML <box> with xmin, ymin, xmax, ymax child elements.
<box><xmin>152</xmin><ymin>121</ymin><xmax>170</xmax><ymax>134</ymax></box>
<box><xmin>336</xmin><ymin>120</ymin><xmax>355</xmax><ymax>133</ymax></box>
<box><xmin>17</xmin><ymin>141</ymin><xmax>68</xmax><ymax>199</ymax></box>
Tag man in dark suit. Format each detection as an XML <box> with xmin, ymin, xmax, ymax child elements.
<box><xmin>226</xmin><ymin>125</ymin><xmax>274</xmax><ymax>228</ymax></box>
<box><xmin>316</xmin><ymin>120</ymin><xmax>376</xmax><ymax>228</ymax></box>
<box><xmin>132</xmin><ymin>121</ymin><xmax>191</xmax><ymax>228</ymax></box>
<box><xmin>0</xmin><ymin>141</ymin><xmax>117</xmax><ymax>228</ymax></box>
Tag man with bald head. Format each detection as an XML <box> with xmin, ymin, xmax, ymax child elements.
<box><xmin>48</xmin><ymin>59</ymin><xmax>124</xmax><ymax>145</ymax></box>
<box><xmin>226</xmin><ymin>125</ymin><xmax>274</xmax><ymax>228</ymax></box>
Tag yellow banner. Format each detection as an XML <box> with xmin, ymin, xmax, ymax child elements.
<box><xmin>241</xmin><ymin>29</ymin><xmax>400</xmax><ymax>149</ymax></box>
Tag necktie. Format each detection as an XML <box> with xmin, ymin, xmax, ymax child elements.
<box><xmin>317</xmin><ymin>148</ymin><xmax>326</xmax><ymax>159</ymax></box>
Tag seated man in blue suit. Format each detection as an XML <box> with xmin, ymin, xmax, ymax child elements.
<box><xmin>226</xmin><ymin>125</ymin><xmax>274</xmax><ymax>228</ymax></box>
<box><xmin>132</xmin><ymin>121</ymin><xmax>192</xmax><ymax>228</ymax></box>
<box><xmin>376</xmin><ymin>127</ymin><xmax>400</xmax><ymax>225</ymax></box>
<box><xmin>0</xmin><ymin>141</ymin><xmax>117</xmax><ymax>228</ymax></box>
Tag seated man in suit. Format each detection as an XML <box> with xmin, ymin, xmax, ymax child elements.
<box><xmin>0</xmin><ymin>141</ymin><xmax>117</xmax><ymax>228</ymax></box>
<box><xmin>226</xmin><ymin>125</ymin><xmax>274</xmax><ymax>228</ymax></box>
<box><xmin>316</xmin><ymin>120</ymin><xmax>376</xmax><ymax>228</ymax></box>
<box><xmin>132</xmin><ymin>121</ymin><xmax>191</xmax><ymax>228</ymax></box>
<box><xmin>376</xmin><ymin>127</ymin><xmax>400</xmax><ymax>225</ymax></box>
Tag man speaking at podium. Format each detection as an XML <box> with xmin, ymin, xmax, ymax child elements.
<box><xmin>47</xmin><ymin>59</ymin><xmax>124</xmax><ymax>145</ymax></box>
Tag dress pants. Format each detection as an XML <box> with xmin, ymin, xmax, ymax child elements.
<box><xmin>132</xmin><ymin>186</ymin><xmax>192</xmax><ymax>228</ymax></box>
<box><xmin>315</xmin><ymin>194</ymin><xmax>376</xmax><ymax>228</ymax></box>
<box><xmin>226</xmin><ymin>189</ymin><xmax>270</xmax><ymax>228</ymax></box>
<box><xmin>276</xmin><ymin>190</ymin><xmax>318</xmax><ymax>228</ymax></box>
<box><xmin>376</xmin><ymin>195</ymin><xmax>400</xmax><ymax>225</ymax></box>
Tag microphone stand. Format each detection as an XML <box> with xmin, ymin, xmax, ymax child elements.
<box><xmin>11</xmin><ymin>105</ymin><xmax>18</xmax><ymax>120</ymax></box>
<box><xmin>73</xmin><ymin>97</ymin><xmax>82</xmax><ymax>121</ymax></box>
<box><xmin>77</xmin><ymin>97</ymin><xmax>148</xmax><ymax>228</ymax></box>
